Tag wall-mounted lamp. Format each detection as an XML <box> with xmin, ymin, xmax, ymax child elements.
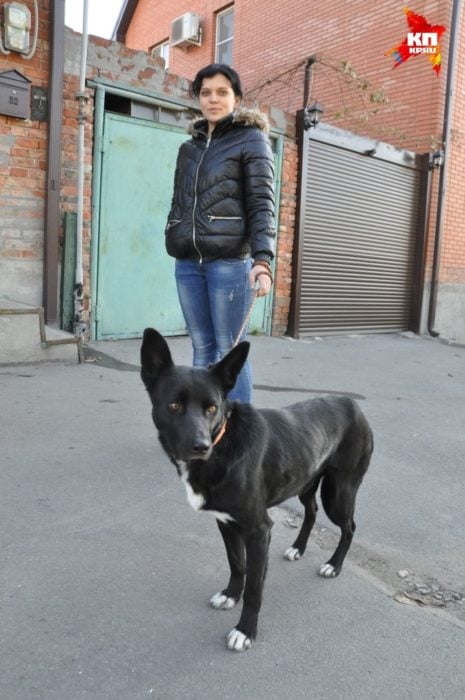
<box><xmin>3</xmin><ymin>2</ymin><xmax>31</xmax><ymax>53</ymax></box>
<box><xmin>429</xmin><ymin>149</ymin><xmax>445</xmax><ymax>169</ymax></box>
<box><xmin>1</xmin><ymin>1</ymin><xmax>38</xmax><ymax>59</ymax></box>
<box><xmin>304</xmin><ymin>101</ymin><xmax>324</xmax><ymax>130</ymax></box>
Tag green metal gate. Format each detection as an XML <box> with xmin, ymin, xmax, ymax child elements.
<box><xmin>94</xmin><ymin>113</ymin><xmax>187</xmax><ymax>339</ymax></box>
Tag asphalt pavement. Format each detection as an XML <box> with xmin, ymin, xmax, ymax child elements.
<box><xmin>1</xmin><ymin>331</ymin><xmax>465</xmax><ymax>699</ymax></box>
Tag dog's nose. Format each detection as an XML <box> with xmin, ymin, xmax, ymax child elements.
<box><xmin>192</xmin><ymin>438</ymin><xmax>211</xmax><ymax>455</ymax></box>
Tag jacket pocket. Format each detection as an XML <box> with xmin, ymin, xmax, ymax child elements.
<box><xmin>166</xmin><ymin>219</ymin><xmax>182</xmax><ymax>230</ymax></box>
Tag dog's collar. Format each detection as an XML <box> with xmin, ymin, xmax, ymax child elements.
<box><xmin>212</xmin><ymin>420</ymin><xmax>228</xmax><ymax>447</ymax></box>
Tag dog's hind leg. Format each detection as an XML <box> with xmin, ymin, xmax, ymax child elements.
<box><xmin>284</xmin><ymin>480</ymin><xmax>320</xmax><ymax>561</ymax></box>
<box><xmin>318</xmin><ymin>467</ymin><xmax>365</xmax><ymax>578</ymax></box>
<box><xmin>210</xmin><ymin>521</ymin><xmax>245</xmax><ymax>610</ymax></box>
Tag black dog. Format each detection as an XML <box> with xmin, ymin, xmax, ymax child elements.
<box><xmin>141</xmin><ymin>328</ymin><xmax>373</xmax><ymax>652</ymax></box>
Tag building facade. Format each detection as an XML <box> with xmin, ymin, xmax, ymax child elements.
<box><xmin>118</xmin><ymin>0</ymin><xmax>465</xmax><ymax>342</ymax></box>
<box><xmin>1</xmin><ymin>1</ymin><xmax>464</xmax><ymax>351</ymax></box>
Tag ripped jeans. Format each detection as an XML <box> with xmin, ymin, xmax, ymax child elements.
<box><xmin>175</xmin><ymin>257</ymin><xmax>253</xmax><ymax>402</ymax></box>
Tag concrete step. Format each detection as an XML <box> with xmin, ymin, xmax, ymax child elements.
<box><xmin>0</xmin><ymin>299</ymin><xmax>82</xmax><ymax>365</ymax></box>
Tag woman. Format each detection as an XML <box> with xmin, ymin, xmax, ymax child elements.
<box><xmin>165</xmin><ymin>63</ymin><xmax>276</xmax><ymax>402</ymax></box>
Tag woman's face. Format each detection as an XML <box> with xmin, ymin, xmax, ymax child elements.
<box><xmin>198</xmin><ymin>73</ymin><xmax>240</xmax><ymax>132</ymax></box>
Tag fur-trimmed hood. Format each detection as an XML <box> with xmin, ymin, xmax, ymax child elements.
<box><xmin>188</xmin><ymin>107</ymin><xmax>270</xmax><ymax>137</ymax></box>
<box><xmin>232</xmin><ymin>107</ymin><xmax>270</xmax><ymax>132</ymax></box>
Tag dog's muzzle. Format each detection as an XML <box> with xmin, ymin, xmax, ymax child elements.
<box><xmin>190</xmin><ymin>437</ymin><xmax>212</xmax><ymax>460</ymax></box>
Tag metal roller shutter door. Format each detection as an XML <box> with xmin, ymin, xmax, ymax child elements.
<box><xmin>299</xmin><ymin>138</ymin><xmax>421</xmax><ymax>335</ymax></box>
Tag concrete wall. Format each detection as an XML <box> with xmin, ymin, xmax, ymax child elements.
<box><xmin>435</xmin><ymin>285</ymin><xmax>465</xmax><ymax>343</ymax></box>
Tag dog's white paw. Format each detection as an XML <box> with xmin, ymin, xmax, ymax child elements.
<box><xmin>210</xmin><ymin>592</ymin><xmax>236</xmax><ymax>610</ymax></box>
<box><xmin>284</xmin><ymin>546</ymin><xmax>302</xmax><ymax>561</ymax></box>
<box><xmin>319</xmin><ymin>563</ymin><xmax>337</xmax><ymax>578</ymax></box>
<box><xmin>227</xmin><ymin>628</ymin><xmax>253</xmax><ymax>652</ymax></box>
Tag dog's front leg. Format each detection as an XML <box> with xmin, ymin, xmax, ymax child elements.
<box><xmin>211</xmin><ymin>521</ymin><xmax>245</xmax><ymax>610</ymax></box>
<box><xmin>227</xmin><ymin>515</ymin><xmax>272</xmax><ymax>652</ymax></box>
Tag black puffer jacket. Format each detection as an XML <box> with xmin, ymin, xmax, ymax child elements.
<box><xmin>165</xmin><ymin>108</ymin><xmax>276</xmax><ymax>262</ymax></box>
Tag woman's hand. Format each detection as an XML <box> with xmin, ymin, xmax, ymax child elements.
<box><xmin>249</xmin><ymin>264</ymin><xmax>273</xmax><ymax>297</ymax></box>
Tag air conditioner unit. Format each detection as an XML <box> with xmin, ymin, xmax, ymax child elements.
<box><xmin>170</xmin><ymin>12</ymin><xmax>201</xmax><ymax>48</ymax></box>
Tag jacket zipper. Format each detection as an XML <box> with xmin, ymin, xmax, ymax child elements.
<box><xmin>207</xmin><ymin>215</ymin><xmax>243</xmax><ymax>221</ymax></box>
<box><xmin>192</xmin><ymin>137</ymin><xmax>210</xmax><ymax>262</ymax></box>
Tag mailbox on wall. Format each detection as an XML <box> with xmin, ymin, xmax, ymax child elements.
<box><xmin>0</xmin><ymin>68</ymin><xmax>31</xmax><ymax>119</ymax></box>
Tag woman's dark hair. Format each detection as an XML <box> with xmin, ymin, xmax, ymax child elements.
<box><xmin>190</xmin><ymin>64</ymin><xmax>243</xmax><ymax>99</ymax></box>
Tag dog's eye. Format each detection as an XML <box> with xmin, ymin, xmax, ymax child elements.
<box><xmin>206</xmin><ymin>404</ymin><xmax>218</xmax><ymax>414</ymax></box>
<box><xmin>168</xmin><ymin>402</ymin><xmax>182</xmax><ymax>412</ymax></box>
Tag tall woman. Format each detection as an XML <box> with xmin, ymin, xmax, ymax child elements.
<box><xmin>165</xmin><ymin>64</ymin><xmax>276</xmax><ymax>402</ymax></box>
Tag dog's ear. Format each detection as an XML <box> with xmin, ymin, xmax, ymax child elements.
<box><xmin>140</xmin><ymin>328</ymin><xmax>174</xmax><ymax>389</ymax></box>
<box><xmin>211</xmin><ymin>341</ymin><xmax>250</xmax><ymax>394</ymax></box>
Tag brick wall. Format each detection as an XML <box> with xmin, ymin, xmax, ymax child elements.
<box><xmin>0</xmin><ymin>0</ymin><xmax>50</xmax><ymax>305</ymax></box>
<box><xmin>272</xmin><ymin>135</ymin><xmax>298</xmax><ymax>335</ymax></box>
<box><xmin>63</xmin><ymin>29</ymin><xmax>297</xmax><ymax>335</ymax></box>
<box><xmin>125</xmin><ymin>0</ymin><xmax>450</xmax><ymax>152</ymax></box>
<box><xmin>126</xmin><ymin>0</ymin><xmax>227</xmax><ymax>70</ymax></box>
<box><xmin>439</xmin><ymin>14</ymin><xmax>465</xmax><ymax>287</ymax></box>
<box><xmin>420</xmin><ymin>8</ymin><xmax>465</xmax><ymax>341</ymax></box>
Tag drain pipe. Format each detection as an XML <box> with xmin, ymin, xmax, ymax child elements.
<box><xmin>427</xmin><ymin>0</ymin><xmax>461</xmax><ymax>336</ymax></box>
<box><xmin>43</xmin><ymin>0</ymin><xmax>65</xmax><ymax>324</ymax></box>
<box><xmin>74</xmin><ymin>0</ymin><xmax>90</xmax><ymax>337</ymax></box>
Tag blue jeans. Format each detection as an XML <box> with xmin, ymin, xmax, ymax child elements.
<box><xmin>175</xmin><ymin>258</ymin><xmax>253</xmax><ymax>402</ymax></box>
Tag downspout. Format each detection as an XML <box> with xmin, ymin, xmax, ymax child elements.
<box><xmin>427</xmin><ymin>0</ymin><xmax>461</xmax><ymax>336</ymax></box>
<box><xmin>44</xmin><ymin>0</ymin><xmax>65</xmax><ymax>324</ymax></box>
<box><xmin>74</xmin><ymin>0</ymin><xmax>89</xmax><ymax>337</ymax></box>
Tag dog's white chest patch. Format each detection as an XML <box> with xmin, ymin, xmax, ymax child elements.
<box><xmin>183</xmin><ymin>477</ymin><xmax>205</xmax><ymax>511</ymax></box>
<box><xmin>180</xmin><ymin>473</ymin><xmax>234</xmax><ymax>524</ymax></box>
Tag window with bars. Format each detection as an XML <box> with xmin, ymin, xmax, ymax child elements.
<box><xmin>215</xmin><ymin>7</ymin><xmax>234</xmax><ymax>65</ymax></box>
